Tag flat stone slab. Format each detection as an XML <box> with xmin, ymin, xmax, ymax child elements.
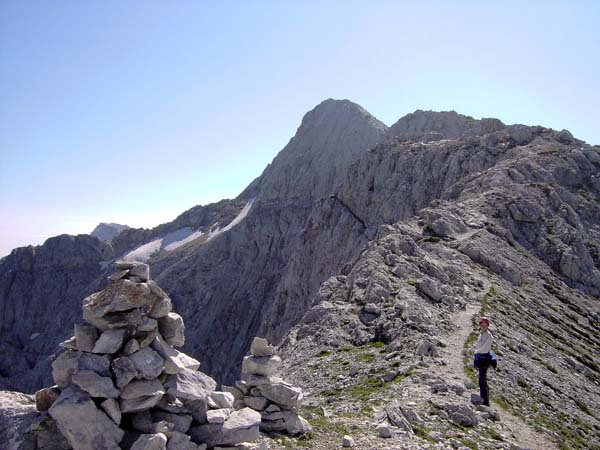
<box><xmin>83</xmin><ymin>279</ymin><xmax>157</xmax><ymax>318</ymax></box>
<box><xmin>71</xmin><ymin>370</ymin><xmax>120</xmax><ymax>399</ymax></box>
<box><xmin>121</xmin><ymin>379</ymin><xmax>165</xmax><ymax>400</ymax></box>
<box><xmin>190</xmin><ymin>408</ymin><xmax>260</xmax><ymax>446</ymax></box>
<box><xmin>256</xmin><ymin>380</ymin><xmax>303</xmax><ymax>407</ymax></box>
<box><xmin>242</xmin><ymin>355</ymin><xmax>281</xmax><ymax>377</ymax></box>
<box><xmin>112</xmin><ymin>356</ymin><xmax>138</xmax><ymax>388</ymax></box>
<box><xmin>151</xmin><ymin>334</ymin><xmax>200</xmax><ymax>374</ymax></box>
<box><xmin>92</xmin><ymin>328</ymin><xmax>127</xmax><ymax>354</ymax></box>
<box><xmin>165</xmin><ymin>368</ymin><xmax>216</xmax><ymax>402</ymax></box>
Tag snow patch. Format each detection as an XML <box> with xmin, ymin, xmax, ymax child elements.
<box><xmin>123</xmin><ymin>199</ymin><xmax>254</xmax><ymax>261</ymax></box>
<box><xmin>207</xmin><ymin>199</ymin><xmax>254</xmax><ymax>242</ymax></box>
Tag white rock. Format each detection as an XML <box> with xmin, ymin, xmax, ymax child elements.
<box><xmin>211</xmin><ymin>391</ymin><xmax>235</xmax><ymax>409</ymax></box>
<box><xmin>342</xmin><ymin>435</ymin><xmax>355</xmax><ymax>447</ymax></box>
<box><xmin>207</xmin><ymin>408</ymin><xmax>233</xmax><ymax>424</ymax></box>
<box><xmin>250</xmin><ymin>337</ymin><xmax>276</xmax><ymax>357</ymax></box>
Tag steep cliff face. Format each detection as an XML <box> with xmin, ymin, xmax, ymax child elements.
<box><xmin>152</xmin><ymin>99</ymin><xmax>389</xmax><ymax>382</ymax></box>
<box><xmin>0</xmin><ymin>235</ymin><xmax>112</xmax><ymax>391</ymax></box>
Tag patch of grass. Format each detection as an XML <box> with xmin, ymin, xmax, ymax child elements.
<box><xmin>355</xmin><ymin>353</ymin><xmax>375</xmax><ymax>363</ymax></box>
<box><xmin>317</xmin><ymin>350</ymin><xmax>331</xmax><ymax>357</ymax></box>
<box><xmin>543</xmin><ymin>362</ymin><xmax>558</xmax><ymax>374</ymax></box>
<box><xmin>350</xmin><ymin>377</ymin><xmax>381</xmax><ymax>400</ymax></box>
<box><xmin>424</xmin><ymin>236</ymin><xmax>441</xmax><ymax>243</ymax></box>
<box><xmin>407</xmin><ymin>278</ymin><xmax>417</xmax><ymax>286</ymax></box>
<box><xmin>370</xmin><ymin>341</ymin><xmax>385</xmax><ymax>349</ymax></box>
<box><xmin>459</xmin><ymin>438</ymin><xmax>479</xmax><ymax>450</ymax></box>
<box><xmin>489</xmin><ymin>428</ymin><xmax>503</xmax><ymax>441</ymax></box>
<box><xmin>574</xmin><ymin>398</ymin><xmax>591</xmax><ymax>416</ymax></box>
<box><xmin>339</xmin><ymin>345</ymin><xmax>356</xmax><ymax>352</ymax></box>
<box><xmin>412</xmin><ymin>423</ymin><xmax>433</xmax><ymax>441</ymax></box>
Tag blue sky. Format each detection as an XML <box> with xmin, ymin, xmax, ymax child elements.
<box><xmin>1</xmin><ymin>1</ymin><xmax>599</xmax><ymax>256</ymax></box>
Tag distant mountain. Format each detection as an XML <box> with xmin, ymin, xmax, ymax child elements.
<box><xmin>90</xmin><ymin>223</ymin><xmax>129</xmax><ymax>242</ymax></box>
<box><xmin>0</xmin><ymin>99</ymin><xmax>598</xmax><ymax>447</ymax></box>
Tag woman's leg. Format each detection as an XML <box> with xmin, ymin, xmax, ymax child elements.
<box><xmin>478</xmin><ymin>365</ymin><xmax>489</xmax><ymax>406</ymax></box>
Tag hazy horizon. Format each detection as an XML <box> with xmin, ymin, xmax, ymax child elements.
<box><xmin>2</xmin><ymin>1</ymin><xmax>599</xmax><ymax>257</ymax></box>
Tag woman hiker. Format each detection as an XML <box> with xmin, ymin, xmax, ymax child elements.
<box><xmin>473</xmin><ymin>316</ymin><xmax>494</xmax><ymax>406</ymax></box>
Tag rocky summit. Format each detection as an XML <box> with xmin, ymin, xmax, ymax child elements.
<box><xmin>1</xmin><ymin>99</ymin><xmax>599</xmax><ymax>449</ymax></box>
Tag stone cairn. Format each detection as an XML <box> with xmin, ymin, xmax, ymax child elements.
<box><xmin>224</xmin><ymin>337</ymin><xmax>311</xmax><ymax>436</ymax></box>
<box><xmin>34</xmin><ymin>261</ymin><xmax>265</xmax><ymax>450</ymax></box>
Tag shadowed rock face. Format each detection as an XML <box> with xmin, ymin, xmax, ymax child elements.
<box><xmin>1</xmin><ymin>99</ymin><xmax>599</xmax><ymax>397</ymax></box>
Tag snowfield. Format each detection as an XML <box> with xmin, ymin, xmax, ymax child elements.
<box><xmin>123</xmin><ymin>199</ymin><xmax>254</xmax><ymax>262</ymax></box>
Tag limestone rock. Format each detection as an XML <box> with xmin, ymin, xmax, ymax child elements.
<box><xmin>129</xmin><ymin>346</ymin><xmax>165</xmax><ymax>380</ymax></box>
<box><xmin>74</xmin><ymin>324</ymin><xmax>98</xmax><ymax>352</ymax></box>
<box><xmin>250</xmin><ymin>337</ymin><xmax>276</xmax><ymax>357</ymax></box>
<box><xmin>158</xmin><ymin>313</ymin><xmax>185</xmax><ymax>347</ymax></box>
<box><xmin>165</xmin><ymin>368</ymin><xmax>217</xmax><ymax>402</ymax></box>
<box><xmin>211</xmin><ymin>391</ymin><xmax>235</xmax><ymax>409</ymax></box>
<box><xmin>342</xmin><ymin>435</ymin><xmax>355</xmax><ymax>447</ymax></box>
<box><xmin>52</xmin><ymin>350</ymin><xmax>111</xmax><ymax>388</ymax></box>
<box><xmin>151</xmin><ymin>410</ymin><xmax>193</xmax><ymax>433</ymax></box>
<box><xmin>111</xmin><ymin>356</ymin><xmax>138</xmax><ymax>388</ymax></box>
<box><xmin>101</xmin><ymin>398</ymin><xmax>121</xmax><ymax>425</ymax></box>
<box><xmin>256</xmin><ymin>380</ymin><xmax>303</xmax><ymax>407</ymax></box>
<box><xmin>189</xmin><ymin>408</ymin><xmax>261</xmax><ymax>447</ymax></box>
<box><xmin>242</xmin><ymin>355</ymin><xmax>281</xmax><ymax>377</ymax></box>
<box><xmin>207</xmin><ymin>408</ymin><xmax>233</xmax><ymax>424</ymax></box>
<box><xmin>49</xmin><ymin>386</ymin><xmax>124</xmax><ymax>450</ymax></box>
<box><xmin>92</xmin><ymin>328</ymin><xmax>127</xmax><ymax>354</ymax></box>
<box><xmin>152</xmin><ymin>334</ymin><xmax>200</xmax><ymax>374</ymax></box>
<box><xmin>71</xmin><ymin>370</ymin><xmax>120</xmax><ymax>398</ymax></box>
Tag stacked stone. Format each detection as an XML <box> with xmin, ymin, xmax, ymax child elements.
<box><xmin>226</xmin><ymin>338</ymin><xmax>311</xmax><ymax>436</ymax></box>
<box><xmin>34</xmin><ymin>261</ymin><xmax>262</xmax><ymax>450</ymax></box>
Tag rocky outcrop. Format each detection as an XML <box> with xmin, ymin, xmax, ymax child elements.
<box><xmin>90</xmin><ymin>223</ymin><xmax>129</xmax><ymax>242</ymax></box>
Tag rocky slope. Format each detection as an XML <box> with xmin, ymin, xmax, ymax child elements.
<box><xmin>1</xmin><ymin>100</ymin><xmax>598</xmax><ymax>450</ymax></box>
<box><xmin>90</xmin><ymin>223</ymin><xmax>130</xmax><ymax>242</ymax></box>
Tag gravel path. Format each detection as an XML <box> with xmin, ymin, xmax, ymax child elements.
<box><xmin>444</xmin><ymin>303</ymin><xmax>558</xmax><ymax>450</ymax></box>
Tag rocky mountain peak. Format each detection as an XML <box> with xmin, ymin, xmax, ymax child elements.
<box><xmin>246</xmin><ymin>99</ymin><xmax>389</xmax><ymax>201</ymax></box>
<box><xmin>90</xmin><ymin>223</ymin><xmax>130</xmax><ymax>242</ymax></box>
<box><xmin>389</xmin><ymin>109</ymin><xmax>506</xmax><ymax>140</ymax></box>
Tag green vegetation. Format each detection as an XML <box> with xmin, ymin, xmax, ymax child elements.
<box><xmin>355</xmin><ymin>353</ymin><xmax>375</xmax><ymax>363</ymax></box>
<box><xmin>317</xmin><ymin>350</ymin><xmax>331</xmax><ymax>357</ymax></box>
<box><xmin>424</xmin><ymin>236</ymin><xmax>441</xmax><ymax>243</ymax></box>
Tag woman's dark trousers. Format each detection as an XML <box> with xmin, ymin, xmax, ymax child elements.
<box><xmin>478</xmin><ymin>365</ymin><xmax>489</xmax><ymax>406</ymax></box>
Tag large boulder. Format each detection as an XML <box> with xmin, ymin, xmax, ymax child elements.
<box><xmin>49</xmin><ymin>386</ymin><xmax>124</xmax><ymax>450</ymax></box>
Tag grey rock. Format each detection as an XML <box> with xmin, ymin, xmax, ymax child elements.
<box><xmin>281</xmin><ymin>410</ymin><xmax>312</xmax><ymax>434</ymax></box>
<box><xmin>167</xmin><ymin>431</ymin><xmax>207</xmax><ymax>450</ymax></box>
<box><xmin>189</xmin><ymin>407</ymin><xmax>261</xmax><ymax>447</ymax></box>
<box><xmin>49</xmin><ymin>386</ymin><xmax>124</xmax><ymax>450</ymax></box>
<box><xmin>84</xmin><ymin>307</ymin><xmax>142</xmax><ymax>332</ymax></box>
<box><xmin>59</xmin><ymin>336</ymin><xmax>77</xmax><ymax>350</ymax></box>
<box><xmin>120</xmin><ymin>393</ymin><xmax>164</xmax><ymax>414</ymax></box>
<box><xmin>342</xmin><ymin>435</ymin><xmax>355</xmax><ymax>447</ymax></box>
<box><xmin>123</xmin><ymin>338</ymin><xmax>141</xmax><ymax>355</ymax></box>
<box><xmin>82</xmin><ymin>278</ymin><xmax>155</xmax><ymax>319</ymax></box>
<box><xmin>385</xmin><ymin>402</ymin><xmax>413</xmax><ymax>432</ymax></box>
<box><xmin>139</xmin><ymin>316</ymin><xmax>158</xmax><ymax>332</ymax></box>
<box><xmin>52</xmin><ymin>350</ymin><xmax>111</xmax><ymax>388</ymax></box>
<box><xmin>243</xmin><ymin>396</ymin><xmax>269</xmax><ymax>410</ymax></box>
<box><xmin>129</xmin><ymin>263</ymin><xmax>150</xmax><ymax>281</ymax></box>
<box><xmin>211</xmin><ymin>391</ymin><xmax>235</xmax><ymax>409</ymax></box>
<box><xmin>165</xmin><ymin>368</ymin><xmax>217</xmax><ymax>402</ymax></box>
<box><xmin>149</xmin><ymin>297</ymin><xmax>172</xmax><ymax>319</ymax></box>
<box><xmin>158</xmin><ymin>313</ymin><xmax>185</xmax><ymax>347</ymax></box>
<box><xmin>151</xmin><ymin>410</ymin><xmax>193</xmax><ymax>433</ymax></box>
<box><xmin>92</xmin><ymin>328</ymin><xmax>127</xmax><ymax>354</ymax></box>
<box><xmin>151</xmin><ymin>334</ymin><xmax>200</xmax><ymax>374</ymax></box>
<box><xmin>156</xmin><ymin>396</ymin><xmax>191</xmax><ymax>414</ymax></box>
<box><xmin>0</xmin><ymin>390</ymin><xmax>38</xmax><ymax>450</ymax></box>
<box><xmin>111</xmin><ymin>356</ymin><xmax>138</xmax><ymax>388</ymax></box>
<box><xmin>71</xmin><ymin>370</ymin><xmax>120</xmax><ymax>398</ymax></box>
<box><xmin>130</xmin><ymin>433</ymin><xmax>168</xmax><ymax>450</ymax></box>
<box><xmin>121</xmin><ymin>379</ymin><xmax>165</xmax><ymax>400</ymax></box>
<box><xmin>207</xmin><ymin>408</ymin><xmax>233</xmax><ymax>424</ymax></box>
<box><xmin>256</xmin><ymin>380</ymin><xmax>303</xmax><ymax>407</ymax></box>
<box><xmin>250</xmin><ymin>337</ymin><xmax>276</xmax><ymax>357</ymax></box>
<box><xmin>91</xmin><ymin>223</ymin><xmax>129</xmax><ymax>242</ymax></box>
<box><xmin>242</xmin><ymin>355</ymin><xmax>281</xmax><ymax>377</ymax></box>
<box><xmin>129</xmin><ymin>346</ymin><xmax>165</xmax><ymax>380</ymax></box>
<box><xmin>377</xmin><ymin>423</ymin><xmax>392</xmax><ymax>438</ymax></box>
<box><xmin>108</xmin><ymin>269</ymin><xmax>130</xmax><ymax>281</ymax></box>
<box><xmin>74</xmin><ymin>324</ymin><xmax>98</xmax><ymax>352</ymax></box>
<box><xmin>100</xmin><ymin>398</ymin><xmax>121</xmax><ymax>425</ymax></box>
